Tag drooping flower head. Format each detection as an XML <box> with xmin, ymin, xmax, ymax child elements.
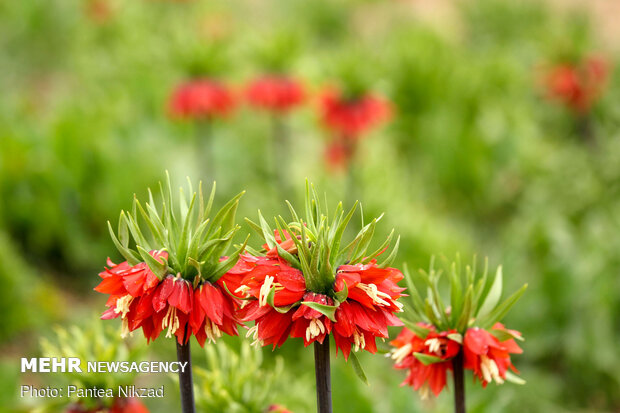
<box><xmin>245</xmin><ymin>75</ymin><xmax>305</xmax><ymax>113</ymax></box>
<box><xmin>544</xmin><ymin>56</ymin><xmax>610</xmax><ymax>113</ymax></box>
<box><xmin>464</xmin><ymin>323</ymin><xmax>523</xmax><ymax>387</ymax></box>
<box><xmin>168</xmin><ymin>79</ymin><xmax>236</xmax><ymax>120</ymax></box>
<box><xmin>224</xmin><ymin>181</ymin><xmax>404</xmax><ymax>378</ymax></box>
<box><xmin>95</xmin><ymin>174</ymin><xmax>246</xmax><ymax>346</ymax></box>
<box><xmin>390</xmin><ymin>323</ymin><xmax>460</xmax><ymax>399</ymax></box>
<box><xmin>391</xmin><ymin>256</ymin><xmax>527</xmax><ymax>398</ymax></box>
<box><xmin>319</xmin><ymin>87</ymin><xmax>391</xmax><ymax>138</ymax></box>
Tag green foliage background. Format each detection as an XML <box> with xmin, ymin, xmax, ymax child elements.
<box><xmin>2</xmin><ymin>0</ymin><xmax>619</xmax><ymax>411</ymax></box>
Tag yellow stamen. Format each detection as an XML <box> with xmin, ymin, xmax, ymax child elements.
<box><xmin>419</xmin><ymin>382</ymin><xmax>430</xmax><ymax>400</ymax></box>
<box><xmin>357</xmin><ymin>283</ymin><xmax>393</xmax><ymax>307</ymax></box>
<box><xmin>114</xmin><ymin>294</ymin><xmax>134</xmax><ymax>318</ymax></box>
<box><xmin>258</xmin><ymin>276</ymin><xmax>284</xmax><ymax>307</ymax></box>
<box><xmin>305</xmin><ymin>318</ymin><xmax>326</xmax><ymax>341</ymax></box>
<box><xmin>390</xmin><ymin>342</ymin><xmax>413</xmax><ymax>364</ymax></box>
<box><xmin>162</xmin><ymin>306</ymin><xmax>180</xmax><ymax>338</ymax></box>
<box><xmin>353</xmin><ymin>329</ymin><xmax>366</xmax><ymax>352</ymax></box>
<box><xmin>480</xmin><ymin>355</ymin><xmax>504</xmax><ymax>384</ymax></box>
<box><xmin>204</xmin><ymin>319</ymin><xmax>222</xmax><ymax>344</ymax></box>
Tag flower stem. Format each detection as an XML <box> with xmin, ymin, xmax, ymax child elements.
<box><xmin>176</xmin><ymin>332</ymin><xmax>195</xmax><ymax>413</ymax></box>
<box><xmin>313</xmin><ymin>339</ymin><xmax>333</xmax><ymax>413</ymax></box>
<box><xmin>452</xmin><ymin>348</ymin><xmax>466</xmax><ymax>413</ymax></box>
<box><xmin>271</xmin><ymin>114</ymin><xmax>291</xmax><ymax>198</ymax></box>
<box><xmin>195</xmin><ymin>120</ymin><xmax>214</xmax><ymax>180</ymax></box>
<box><xmin>576</xmin><ymin>113</ymin><xmax>594</xmax><ymax>146</ymax></box>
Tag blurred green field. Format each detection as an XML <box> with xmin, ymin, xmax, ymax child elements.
<box><xmin>2</xmin><ymin>0</ymin><xmax>620</xmax><ymax>412</ymax></box>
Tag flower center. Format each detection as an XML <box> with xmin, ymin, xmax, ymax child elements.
<box><xmin>480</xmin><ymin>355</ymin><xmax>504</xmax><ymax>384</ymax></box>
<box><xmin>419</xmin><ymin>382</ymin><xmax>430</xmax><ymax>400</ymax></box>
<box><xmin>357</xmin><ymin>283</ymin><xmax>392</xmax><ymax>307</ymax></box>
<box><xmin>353</xmin><ymin>329</ymin><xmax>366</xmax><ymax>352</ymax></box>
<box><xmin>204</xmin><ymin>318</ymin><xmax>222</xmax><ymax>344</ymax></box>
<box><xmin>390</xmin><ymin>342</ymin><xmax>413</xmax><ymax>364</ymax></box>
<box><xmin>114</xmin><ymin>294</ymin><xmax>134</xmax><ymax>318</ymax></box>
<box><xmin>245</xmin><ymin>324</ymin><xmax>263</xmax><ymax>347</ymax></box>
<box><xmin>258</xmin><ymin>275</ymin><xmax>284</xmax><ymax>307</ymax></box>
<box><xmin>305</xmin><ymin>318</ymin><xmax>326</xmax><ymax>341</ymax></box>
<box><xmin>162</xmin><ymin>306</ymin><xmax>180</xmax><ymax>338</ymax></box>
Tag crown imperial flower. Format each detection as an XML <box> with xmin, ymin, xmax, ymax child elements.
<box><xmin>168</xmin><ymin>79</ymin><xmax>236</xmax><ymax>120</ymax></box>
<box><xmin>225</xmin><ymin>182</ymin><xmax>403</xmax><ymax>382</ymax></box>
<box><xmin>246</xmin><ymin>75</ymin><xmax>305</xmax><ymax>113</ymax></box>
<box><xmin>95</xmin><ymin>175</ymin><xmax>246</xmax><ymax>346</ymax></box>
<box><xmin>391</xmin><ymin>257</ymin><xmax>527</xmax><ymax>401</ymax></box>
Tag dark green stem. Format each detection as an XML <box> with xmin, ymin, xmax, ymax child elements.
<box><xmin>314</xmin><ymin>340</ymin><xmax>332</xmax><ymax>413</ymax></box>
<box><xmin>452</xmin><ymin>348</ymin><xmax>466</xmax><ymax>413</ymax></box>
<box><xmin>176</xmin><ymin>333</ymin><xmax>195</xmax><ymax>413</ymax></box>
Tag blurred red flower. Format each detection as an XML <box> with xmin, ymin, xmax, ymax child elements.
<box><xmin>545</xmin><ymin>56</ymin><xmax>610</xmax><ymax>113</ymax></box>
<box><xmin>319</xmin><ymin>88</ymin><xmax>391</xmax><ymax>138</ymax></box>
<box><xmin>168</xmin><ymin>79</ymin><xmax>236</xmax><ymax>120</ymax></box>
<box><xmin>389</xmin><ymin>325</ymin><xmax>460</xmax><ymax>399</ymax></box>
<box><xmin>463</xmin><ymin>323</ymin><xmax>523</xmax><ymax>387</ymax></box>
<box><xmin>95</xmin><ymin>251</ymin><xmax>241</xmax><ymax>346</ymax></box>
<box><xmin>246</xmin><ymin>75</ymin><xmax>305</xmax><ymax>113</ymax></box>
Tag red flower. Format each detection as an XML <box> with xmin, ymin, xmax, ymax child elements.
<box><xmin>228</xmin><ymin>253</ymin><xmax>403</xmax><ymax>357</ymax></box>
<box><xmin>545</xmin><ymin>56</ymin><xmax>610</xmax><ymax>113</ymax></box>
<box><xmin>319</xmin><ymin>88</ymin><xmax>391</xmax><ymax>138</ymax></box>
<box><xmin>246</xmin><ymin>75</ymin><xmax>305</xmax><ymax>113</ymax></box>
<box><xmin>389</xmin><ymin>325</ymin><xmax>460</xmax><ymax>399</ymax></box>
<box><xmin>168</xmin><ymin>79</ymin><xmax>236</xmax><ymax>120</ymax></box>
<box><xmin>463</xmin><ymin>323</ymin><xmax>523</xmax><ymax>387</ymax></box>
<box><xmin>110</xmin><ymin>398</ymin><xmax>150</xmax><ymax>413</ymax></box>
<box><xmin>324</xmin><ymin>140</ymin><xmax>355</xmax><ymax>171</ymax></box>
<box><xmin>95</xmin><ymin>251</ymin><xmax>241</xmax><ymax>346</ymax></box>
<box><xmin>267</xmin><ymin>405</ymin><xmax>293</xmax><ymax>413</ymax></box>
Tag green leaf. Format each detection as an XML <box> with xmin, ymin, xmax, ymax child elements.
<box><xmin>333</xmin><ymin>279</ymin><xmax>348</xmax><ymax>303</ymax></box>
<box><xmin>490</xmin><ymin>328</ymin><xmax>524</xmax><ymax>342</ymax></box>
<box><xmin>377</xmin><ymin>235</ymin><xmax>400</xmax><ymax>268</ymax></box>
<box><xmin>300</xmin><ymin>301</ymin><xmax>338</xmax><ymax>322</ymax></box>
<box><xmin>349</xmin><ymin>352</ymin><xmax>369</xmax><ymax>385</ymax></box>
<box><xmin>505</xmin><ymin>371</ymin><xmax>526</xmax><ymax>385</ymax></box>
<box><xmin>401</xmin><ymin>319</ymin><xmax>431</xmax><ymax>338</ymax></box>
<box><xmin>447</xmin><ymin>333</ymin><xmax>463</xmax><ymax>344</ymax></box>
<box><xmin>477</xmin><ymin>265</ymin><xmax>503</xmax><ymax>319</ymax></box>
<box><xmin>137</xmin><ymin>245</ymin><xmax>168</xmax><ymax>279</ymax></box>
<box><xmin>477</xmin><ymin>284</ymin><xmax>528</xmax><ymax>330</ymax></box>
<box><xmin>413</xmin><ymin>353</ymin><xmax>445</xmax><ymax>365</ymax></box>
<box><xmin>107</xmin><ymin>220</ymin><xmax>141</xmax><ymax>265</ymax></box>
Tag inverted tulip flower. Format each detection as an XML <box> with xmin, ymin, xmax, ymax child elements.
<box><xmin>544</xmin><ymin>56</ymin><xmax>609</xmax><ymax>114</ymax></box>
<box><xmin>390</xmin><ymin>324</ymin><xmax>460</xmax><ymax>399</ymax></box>
<box><xmin>543</xmin><ymin>55</ymin><xmax>611</xmax><ymax>144</ymax></box>
<box><xmin>246</xmin><ymin>75</ymin><xmax>305</xmax><ymax>113</ymax></box>
<box><xmin>225</xmin><ymin>181</ymin><xmax>403</xmax><ymax>413</ymax></box>
<box><xmin>391</xmin><ymin>257</ymin><xmax>527</xmax><ymax>413</ymax></box>
<box><xmin>168</xmin><ymin>78</ymin><xmax>236</xmax><ymax>179</ymax></box>
<box><xmin>245</xmin><ymin>74</ymin><xmax>306</xmax><ymax>197</ymax></box>
<box><xmin>95</xmin><ymin>174</ymin><xmax>247</xmax><ymax>413</ymax></box>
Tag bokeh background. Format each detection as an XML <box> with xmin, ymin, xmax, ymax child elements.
<box><xmin>2</xmin><ymin>0</ymin><xmax>620</xmax><ymax>412</ymax></box>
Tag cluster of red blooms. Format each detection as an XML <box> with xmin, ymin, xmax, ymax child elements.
<box><xmin>319</xmin><ymin>88</ymin><xmax>391</xmax><ymax>171</ymax></box>
<box><xmin>167</xmin><ymin>76</ymin><xmax>391</xmax><ymax>170</ymax></box>
<box><xmin>66</xmin><ymin>398</ymin><xmax>148</xmax><ymax>413</ymax></box>
<box><xmin>544</xmin><ymin>56</ymin><xmax>610</xmax><ymax>114</ymax></box>
<box><xmin>390</xmin><ymin>323</ymin><xmax>522</xmax><ymax>399</ymax></box>
<box><xmin>224</xmin><ymin>233</ymin><xmax>405</xmax><ymax>359</ymax></box>
<box><xmin>94</xmin><ymin>250</ymin><xmax>241</xmax><ymax>347</ymax></box>
<box><xmin>168</xmin><ymin>79</ymin><xmax>237</xmax><ymax>120</ymax></box>
<box><xmin>167</xmin><ymin>75</ymin><xmax>306</xmax><ymax>120</ymax></box>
